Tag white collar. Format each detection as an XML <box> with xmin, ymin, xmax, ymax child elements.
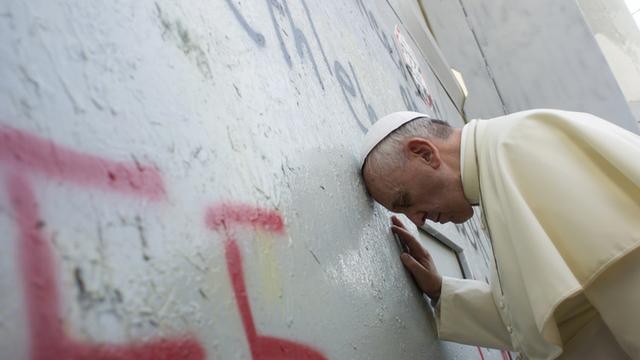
<box><xmin>460</xmin><ymin>120</ymin><xmax>480</xmax><ymax>205</ymax></box>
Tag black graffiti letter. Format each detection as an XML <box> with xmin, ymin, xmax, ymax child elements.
<box><xmin>225</xmin><ymin>0</ymin><xmax>266</xmax><ymax>47</ymax></box>
<box><xmin>283</xmin><ymin>0</ymin><xmax>324</xmax><ymax>89</ymax></box>
<box><xmin>300</xmin><ymin>0</ymin><xmax>332</xmax><ymax>76</ymax></box>
<box><xmin>335</xmin><ymin>60</ymin><xmax>368</xmax><ymax>133</ymax></box>
<box><xmin>266</xmin><ymin>0</ymin><xmax>293</xmax><ymax>67</ymax></box>
<box><xmin>399</xmin><ymin>85</ymin><xmax>418</xmax><ymax>111</ymax></box>
<box><xmin>349</xmin><ymin>63</ymin><xmax>377</xmax><ymax>124</ymax></box>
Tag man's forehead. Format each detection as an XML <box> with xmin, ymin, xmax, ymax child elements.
<box><xmin>364</xmin><ymin>169</ymin><xmax>394</xmax><ymax>191</ymax></box>
<box><xmin>365</xmin><ymin>174</ymin><xmax>404</xmax><ymax>208</ymax></box>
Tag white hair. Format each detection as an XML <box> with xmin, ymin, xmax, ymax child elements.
<box><xmin>363</xmin><ymin>117</ymin><xmax>452</xmax><ymax>178</ymax></box>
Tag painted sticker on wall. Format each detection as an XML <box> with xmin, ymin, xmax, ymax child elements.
<box><xmin>394</xmin><ymin>24</ymin><xmax>433</xmax><ymax>108</ymax></box>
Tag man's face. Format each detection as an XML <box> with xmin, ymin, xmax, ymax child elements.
<box><xmin>364</xmin><ymin>145</ymin><xmax>473</xmax><ymax>227</ymax></box>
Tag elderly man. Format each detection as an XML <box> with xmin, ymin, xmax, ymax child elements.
<box><xmin>359</xmin><ymin>109</ymin><xmax>640</xmax><ymax>359</ymax></box>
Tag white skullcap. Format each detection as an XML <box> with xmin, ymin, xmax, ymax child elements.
<box><xmin>359</xmin><ymin>111</ymin><xmax>429</xmax><ymax>170</ymax></box>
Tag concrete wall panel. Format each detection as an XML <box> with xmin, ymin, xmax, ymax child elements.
<box><xmin>0</xmin><ymin>0</ymin><xmax>504</xmax><ymax>359</ymax></box>
<box><xmin>577</xmin><ymin>0</ymin><xmax>640</xmax><ymax>125</ymax></box>
<box><xmin>421</xmin><ymin>0</ymin><xmax>638</xmax><ymax>133</ymax></box>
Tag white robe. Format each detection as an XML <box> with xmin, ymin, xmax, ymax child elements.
<box><xmin>435</xmin><ymin>109</ymin><xmax>640</xmax><ymax>359</ymax></box>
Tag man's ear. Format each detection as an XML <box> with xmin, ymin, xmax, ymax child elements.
<box><xmin>406</xmin><ymin>138</ymin><xmax>441</xmax><ymax>168</ymax></box>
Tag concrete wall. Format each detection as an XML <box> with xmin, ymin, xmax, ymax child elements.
<box><xmin>577</xmin><ymin>0</ymin><xmax>640</xmax><ymax>125</ymax></box>
<box><xmin>421</xmin><ymin>0</ymin><xmax>639</xmax><ymax>134</ymax></box>
<box><xmin>0</xmin><ymin>0</ymin><xmax>506</xmax><ymax>359</ymax></box>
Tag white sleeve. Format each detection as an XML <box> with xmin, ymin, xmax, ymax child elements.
<box><xmin>435</xmin><ymin>276</ymin><xmax>515</xmax><ymax>350</ymax></box>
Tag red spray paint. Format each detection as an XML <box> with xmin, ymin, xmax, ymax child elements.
<box><xmin>207</xmin><ymin>202</ymin><xmax>327</xmax><ymax>360</ymax></box>
<box><xmin>2</xmin><ymin>125</ymin><xmax>204</xmax><ymax>359</ymax></box>
<box><xmin>0</xmin><ymin>125</ymin><xmax>165</xmax><ymax>200</ymax></box>
<box><xmin>476</xmin><ymin>346</ymin><xmax>511</xmax><ymax>360</ymax></box>
<box><xmin>477</xmin><ymin>346</ymin><xmax>486</xmax><ymax>360</ymax></box>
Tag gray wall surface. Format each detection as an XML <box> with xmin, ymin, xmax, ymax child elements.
<box><xmin>577</xmin><ymin>0</ymin><xmax>640</xmax><ymax>126</ymax></box>
<box><xmin>0</xmin><ymin>0</ymin><xmax>506</xmax><ymax>359</ymax></box>
<box><xmin>421</xmin><ymin>0</ymin><xmax>639</xmax><ymax>133</ymax></box>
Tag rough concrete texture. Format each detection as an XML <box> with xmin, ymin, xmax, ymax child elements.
<box><xmin>0</xmin><ymin>0</ymin><xmax>509</xmax><ymax>359</ymax></box>
<box><xmin>421</xmin><ymin>0</ymin><xmax>639</xmax><ymax>133</ymax></box>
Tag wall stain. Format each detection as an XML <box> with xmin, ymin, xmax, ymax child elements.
<box><xmin>154</xmin><ymin>3</ymin><xmax>213</xmax><ymax>80</ymax></box>
<box><xmin>135</xmin><ymin>214</ymin><xmax>151</xmax><ymax>262</ymax></box>
<box><xmin>233</xmin><ymin>84</ymin><xmax>242</xmax><ymax>98</ymax></box>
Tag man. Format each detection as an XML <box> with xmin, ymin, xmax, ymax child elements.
<box><xmin>359</xmin><ymin>110</ymin><xmax>640</xmax><ymax>359</ymax></box>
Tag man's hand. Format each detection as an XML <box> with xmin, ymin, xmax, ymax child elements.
<box><xmin>391</xmin><ymin>216</ymin><xmax>443</xmax><ymax>301</ymax></box>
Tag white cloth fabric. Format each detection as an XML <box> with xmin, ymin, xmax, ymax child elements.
<box><xmin>435</xmin><ymin>109</ymin><xmax>640</xmax><ymax>359</ymax></box>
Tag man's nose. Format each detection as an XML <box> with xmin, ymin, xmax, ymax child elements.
<box><xmin>407</xmin><ymin>212</ymin><xmax>425</xmax><ymax>227</ymax></box>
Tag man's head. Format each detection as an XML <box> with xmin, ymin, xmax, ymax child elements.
<box><xmin>360</xmin><ymin>112</ymin><xmax>473</xmax><ymax>226</ymax></box>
